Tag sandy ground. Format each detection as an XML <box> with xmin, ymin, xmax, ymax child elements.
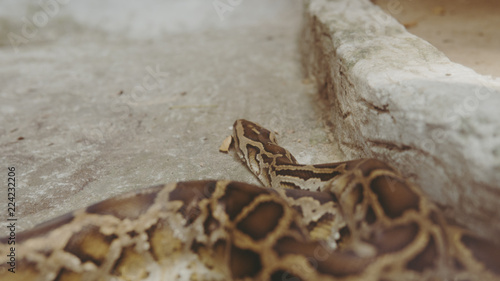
<box><xmin>0</xmin><ymin>0</ymin><xmax>345</xmax><ymax>232</ymax></box>
<box><xmin>373</xmin><ymin>0</ymin><xmax>500</xmax><ymax>78</ymax></box>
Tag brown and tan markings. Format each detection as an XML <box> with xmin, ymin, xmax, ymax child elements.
<box><xmin>1</xmin><ymin>119</ymin><xmax>499</xmax><ymax>281</ymax></box>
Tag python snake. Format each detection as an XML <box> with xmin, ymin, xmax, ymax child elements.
<box><xmin>1</xmin><ymin>119</ymin><xmax>499</xmax><ymax>281</ymax></box>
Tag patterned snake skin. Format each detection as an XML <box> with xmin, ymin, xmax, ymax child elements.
<box><xmin>0</xmin><ymin>119</ymin><xmax>499</xmax><ymax>281</ymax></box>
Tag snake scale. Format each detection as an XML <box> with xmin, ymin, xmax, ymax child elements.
<box><xmin>1</xmin><ymin>119</ymin><xmax>499</xmax><ymax>281</ymax></box>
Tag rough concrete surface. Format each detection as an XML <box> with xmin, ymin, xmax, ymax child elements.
<box><xmin>0</xmin><ymin>0</ymin><xmax>345</xmax><ymax>232</ymax></box>
<box><xmin>302</xmin><ymin>0</ymin><xmax>500</xmax><ymax>238</ymax></box>
<box><xmin>374</xmin><ymin>0</ymin><xmax>500</xmax><ymax>78</ymax></box>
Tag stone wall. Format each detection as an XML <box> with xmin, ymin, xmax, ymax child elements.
<box><xmin>301</xmin><ymin>0</ymin><xmax>500</xmax><ymax>238</ymax></box>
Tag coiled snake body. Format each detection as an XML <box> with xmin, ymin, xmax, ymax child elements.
<box><xmin>1</xmin><ymin>119</ymin><xmax>499</xmax><ymax>281</ymax></box>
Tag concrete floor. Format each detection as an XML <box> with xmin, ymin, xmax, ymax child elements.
<box><xmin>0</xmin><ymin>0</ymin><xmax>343</xmax><ymax>232</ymax></box>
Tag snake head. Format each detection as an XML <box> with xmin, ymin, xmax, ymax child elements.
<box><xmin>232</xmin><ymin>119</ymin><xmax>297</xmax><ymax>163</ymax></box>
<box><xmin>232</xmin><ymin>119</ymin><xmax>298</xmax><ymax>187</ymax></box>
